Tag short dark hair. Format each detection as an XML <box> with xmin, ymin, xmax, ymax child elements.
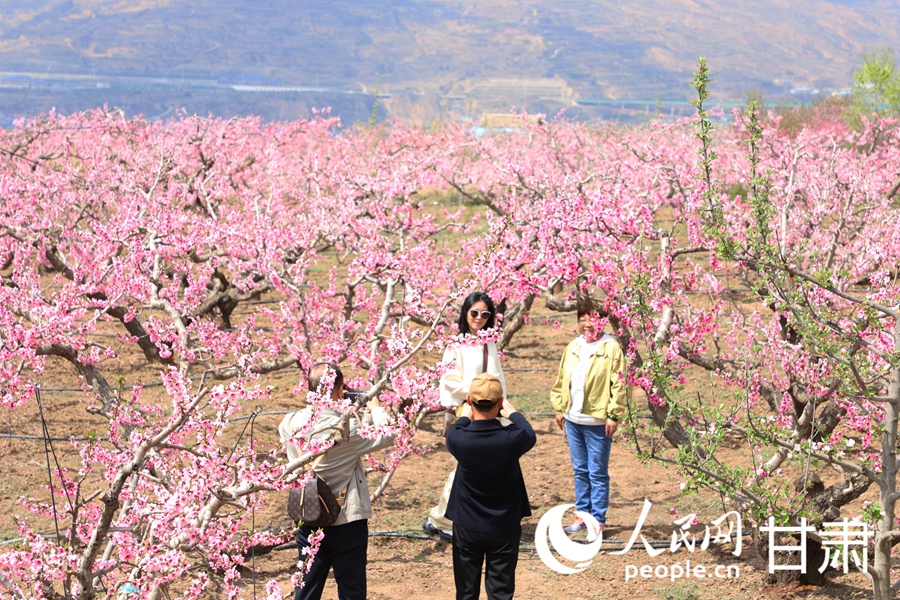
<box><xmin>458</xmin><ymin>292</ymin><xmax>497</xmax><ymax>335</ymax></box>
<box><xmin>576</xmin><ymin>295</ymin><xmax>608</xmax><ymax>320</ymax></box>
<box><xmin>308</xmin><ymin>363</ymin><xmax>344</xmax><ymax>393</ymax></box>
<box><xmin>470</xmin><ymin>398</ymin><xmax>501</xmax><ymax>415</ymax></box>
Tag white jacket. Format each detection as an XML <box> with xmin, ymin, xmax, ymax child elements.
<box><xmin>439</xmin><ymin>342</ymin><xmax>507</xmax><ymax>408</ymax></box>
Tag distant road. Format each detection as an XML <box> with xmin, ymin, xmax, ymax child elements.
<box><xmin>4</xmin><ymin>71</ymin><xmax>789</xmax><ymax>108</ymax></box>
<box><xmin>0</xmin><ymin>70</ymin><xmax>368</xmax><ymax>97</ymax></box>
<box><xmin>575</xmin><ymin>97</ymin><xmax>813</xmax><ymax>109</ymax></box>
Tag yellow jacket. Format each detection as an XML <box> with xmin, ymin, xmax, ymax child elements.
<box><xmin>550</xmin><ymin>335</ymin><xmax>627</xmax><ymax>421</ymax></box>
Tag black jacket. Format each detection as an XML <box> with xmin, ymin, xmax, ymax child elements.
<box><xmin>445</xmin><ymin>412</ymin><xmax>536</xmax><ymax>534</ymax></box>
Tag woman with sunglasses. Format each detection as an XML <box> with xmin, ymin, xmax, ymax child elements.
<box><xmin>423</xmin><ymin>291</ymin><xmax>507</xmax><ymax>542</ymax></box>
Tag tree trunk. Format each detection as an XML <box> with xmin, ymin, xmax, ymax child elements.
<box><xmin>498</xmin><ymin>294</ymin><xmax>535</xmax><ymax>349</ymax></box>
<box><xmin>873</xmin><ymin>323</ymin><xmax>900</xmax><ymax>599</ymax></box>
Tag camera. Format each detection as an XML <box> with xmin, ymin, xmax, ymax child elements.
<box><xmin>343</xmin><ymin>391</ymin><xmax>365</xmax><ymax>401</ymax></box>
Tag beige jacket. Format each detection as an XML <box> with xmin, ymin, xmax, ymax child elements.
<box><xmin>549</xmin><ymin>334</ymin><xmax>627</xmax><ymax>421</ymax></box>
<box><xmin>279</xmin><ymin>406</ymin><xmax>395</xmax><ymax>525</ymax></box>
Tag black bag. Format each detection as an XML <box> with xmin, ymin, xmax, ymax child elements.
<box><xmin>287</xmin><ymin>469</ymin><xmax>344</xmax><ymax>528</ymax></box>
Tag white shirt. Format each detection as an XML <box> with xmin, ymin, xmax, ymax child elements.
<box><xmin>565</xmin><ymin>336</ymin><xmax>608</xmax><ymax>426</ymax></box>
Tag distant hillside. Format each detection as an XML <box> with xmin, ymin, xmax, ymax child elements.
<box><xmin>0</xmin><ymin>0</ymin><xmax>897</xmax><ymax>123</ymax></box>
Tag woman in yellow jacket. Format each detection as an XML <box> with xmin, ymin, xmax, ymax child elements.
<box><xmin>550</xmin><ymin>306</ymin><xmax>627</xmax><ymax>540</ymax></box>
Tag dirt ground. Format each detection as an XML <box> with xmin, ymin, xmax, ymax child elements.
<box><xmin>0</xmin><ymin>304</ymin><xmax>875</xmax><ymax>599</ymax></box>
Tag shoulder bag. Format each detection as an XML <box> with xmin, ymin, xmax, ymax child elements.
<box><xmin>287</xmin><ymin>456</ymin><xmax>348</xmax><ymax>528</ymax></box>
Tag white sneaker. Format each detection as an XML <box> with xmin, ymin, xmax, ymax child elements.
<box><xmin>564</xmin><ymin>517</ymin><xmax>586</xmax><ymax>533</ymax></box>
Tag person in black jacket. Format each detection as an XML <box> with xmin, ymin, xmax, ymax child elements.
<box><xmin>445</xmin><ymin>372</ymin><xmax>536</xmax><ymax>600</ymax></box>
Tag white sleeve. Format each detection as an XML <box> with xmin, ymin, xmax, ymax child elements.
<box><xmin>369</xmin><ymin>406</ymin><xmax>390</xmax><ymax>427</ymax></box>
<box><xmin>439</xmin><ymin>345</ymin><xmax>467</xmax><ymax>408</ymax></box>
<box><xmin>488</xmin><ymin>343</ymin><xmax>508</xmax><ymax>401</ymax></box>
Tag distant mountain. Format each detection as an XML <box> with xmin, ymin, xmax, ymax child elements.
<box><xmin>0</xmin><ymin>0</ymin><xmax>897</xmax><ymax>123</ymax></box>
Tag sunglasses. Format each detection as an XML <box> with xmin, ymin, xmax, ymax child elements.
<box><xmin>469</xmin><ymin>309</ymin><xmax>492</xmax><ymax>320</ymax></box>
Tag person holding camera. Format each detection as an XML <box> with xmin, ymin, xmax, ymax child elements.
<box><xmin>279</xmin><ymin>363</ymin><xmax>395</xmax><ymax>600</ymax></box>
<box><xmin>445</xmin><ymin>373</ymin><xmax>535</xmax><ymax>600</ymax></box>
<box><xmin>423</xmin><ymin>292</ymin><xmax>507</xmax><ymax>543</ymax></box>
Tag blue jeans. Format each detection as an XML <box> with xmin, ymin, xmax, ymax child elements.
<box><xmin>565</xmin><ymin>420</ymin><xmax>611</xmax><ymax>525</ymax></box>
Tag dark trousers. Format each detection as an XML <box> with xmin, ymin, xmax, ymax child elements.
<box><xmin>452</xmin><ymin>523</ymin><xmax>521</xmax><ymax>600</ymax></box>
<box><xmin>294</xmin><ymin>519</ymin><xmax>368</xmax><ymax>600</ymax></box>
